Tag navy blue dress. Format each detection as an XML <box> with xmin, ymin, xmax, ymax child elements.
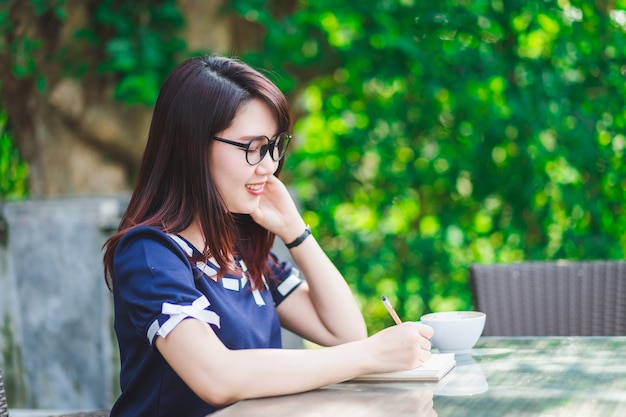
<box><xmin>110</xmin><ymin>226</ymin><xmax>302</xmax><ymax>417</ymax></box>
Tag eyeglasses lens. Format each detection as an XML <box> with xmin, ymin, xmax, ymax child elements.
<box><xmin>247</xmin><ymin>133</ymin><xmax>289</xmax><ymax>165</ymax></box>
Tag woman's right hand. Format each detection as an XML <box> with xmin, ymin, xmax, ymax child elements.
<box><xmin>363</xmin><ymin>322</ymin><xmax>434</xmax><ymax>374</ymax></box>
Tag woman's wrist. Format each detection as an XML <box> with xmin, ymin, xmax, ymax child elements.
<box><xmin>284</xmin><ymin>225</ymin><xmax>312</xmax><ymax>249</ymax></box>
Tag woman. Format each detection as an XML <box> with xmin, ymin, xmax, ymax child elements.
<box><xmin>103</xmin><ymin>55</ymin><xmax>433</xmax><ymax>417</ymax></box>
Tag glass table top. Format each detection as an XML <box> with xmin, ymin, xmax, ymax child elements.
<box><xmin>212</xmin><ymin>336</ymin><xmax>626</xmax><ymax>417</ymax></box>
<box><xmin>430</xmin><ymin>336</ymin><xmax>626</xmax><ymax>416</ymax></box>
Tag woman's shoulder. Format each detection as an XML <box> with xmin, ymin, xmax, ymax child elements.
<box><xmin>116</xmin><ymin>225</ymin><xmax>188</xmax><ymax>260</ymax></box>
<box><xmin>118</xmin><ymin>224</ymin><xmax>171</xmax><ymax>244</ymax></box>
<box><xmin>112</xmin><ymin>225</ymin><xmax>196</xmax><ymax>287</ymax></box>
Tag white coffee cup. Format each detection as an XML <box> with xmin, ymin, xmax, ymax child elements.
<box><xmin>420</xmin><ymin>311</ymin><xmax>486</xmax><ymax>354</ymax></box>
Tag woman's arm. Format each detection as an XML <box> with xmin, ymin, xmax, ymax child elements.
<box><xmin>251</xmin><ymin>175</ymin><xmax>366</xmax><ymax>346</ymax></box>
<box><xmin>276</xmin><ymin>234</ymin><xmax>367</xmax><ymax>346</ymax></box>
<box><xmin>155</xmin><ymin>318</ymin><xmax>433</xmax><ymax>407</ymax></box>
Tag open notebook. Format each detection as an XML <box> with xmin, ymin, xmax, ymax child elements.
<box><xmin>350</xmin><ymin>353</ymin><xmax>456</xmax><ymax>382</ymax></box>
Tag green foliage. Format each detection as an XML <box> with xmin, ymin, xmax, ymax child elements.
<box><xmin>0</xmin><ymin>104</ymin><xmax>28</xmax><ymax>199</ymax></box>
<box><xmin>231</xmin><ymin>0</ymin><xmax>626</xmax><ymax>332</ymax></box>
<box><xmin>89</xmin><ymin>0</ymin><xmax>188</xmax><ymax>103</ymax></box>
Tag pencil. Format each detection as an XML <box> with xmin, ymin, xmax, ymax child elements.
<box><xmin>381</xmin><ymin>295</ymin><xmax>402</xmax><ymax>325</ymax></box>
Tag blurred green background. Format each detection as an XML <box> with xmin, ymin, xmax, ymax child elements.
<box><xmin>2</xmin><ymin>0</ymin><xmax>625</xmax><ymax>333</ymax></box>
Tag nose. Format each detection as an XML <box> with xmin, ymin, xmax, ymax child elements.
<box><xmin>255</xmin><ymin>148</ymin><xmax>279</xmax><ymax>174</ymax></box>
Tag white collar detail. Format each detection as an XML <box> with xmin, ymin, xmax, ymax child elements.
<box><xmin>167</xmin><ymin>234</ymin><xmax>193</xmax><ymax>257</ymax></box>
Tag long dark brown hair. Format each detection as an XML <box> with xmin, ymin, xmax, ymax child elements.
<box><xmin>103</xmin><ymin>55</ymin><xmax>292</xmax><ymax>290</ymax></box>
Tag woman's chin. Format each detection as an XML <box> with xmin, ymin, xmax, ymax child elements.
<box><xmin>228</xmin><ymin>206</ymin><xmax>257</xmax><ymax>215</ymax></box>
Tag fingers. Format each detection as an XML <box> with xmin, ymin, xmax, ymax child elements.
<box><xmin>417</xmin><ymin>322</ymin><xmax>435</xmax><ymax>339</ymax></box>
<box><xmin>393</xmin><ymin>322</ymin><xmax>433</xmax><ymax>367</ymax></box>
<box><xmin>417</xmin><ymin>334</ymin><xmax>432</xmax><ymax>351</ymax></box>
<box><xmin>415</xmin><ymin>345</ymin><xmax>432</xmax><ymax>366</ymax></box>
<box><xmin>416</xmin><ymin>323</ymin><xmax>434</xmax><ymax>365</ymax></box>
<box><xmin>367</xmin><ymin>322</ymin><xmax>435</xmax><ymax>374</ymax></box>
<box><xmin>401</xmin><ymin>322</ymin><xmax>433</xmax><ymax>346</ymax></box>
<box><xmin>413</xmin><ymin>323</ymin><xmax>434</xmax><ymax>364</ymax></box>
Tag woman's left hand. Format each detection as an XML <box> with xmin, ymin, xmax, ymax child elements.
<box><xmin>250</xmin><ymin>175</ymin><xmax>306</xmax><ymax>241</ymax></box>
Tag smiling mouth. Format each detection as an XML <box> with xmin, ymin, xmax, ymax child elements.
<box><xmin>246</xmin><ymin>184</ymin><xmax>263</xmax><ymax>191</ymax></box>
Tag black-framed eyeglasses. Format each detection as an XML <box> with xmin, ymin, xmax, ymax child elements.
<box><xmin>212</xmin><ymin>132</ymin><xmax>291</xmax><ymax>166</ymax></box>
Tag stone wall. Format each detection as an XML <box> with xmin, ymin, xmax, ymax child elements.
<box><xmin>0</xmin><ymin>196</ymin><xmax>125</xmax><ymax>409</ymax></box>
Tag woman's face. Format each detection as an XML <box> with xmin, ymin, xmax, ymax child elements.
<box><xmin>210</xmin><ymin>99</ymin><xmax>280</xmax><ymax>214</ymax></box>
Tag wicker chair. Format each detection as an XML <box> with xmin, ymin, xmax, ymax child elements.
<box><xmin>469</xmin><ymin>260</ymin><xmax>626</xmax><ymax>336</ymax></box>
